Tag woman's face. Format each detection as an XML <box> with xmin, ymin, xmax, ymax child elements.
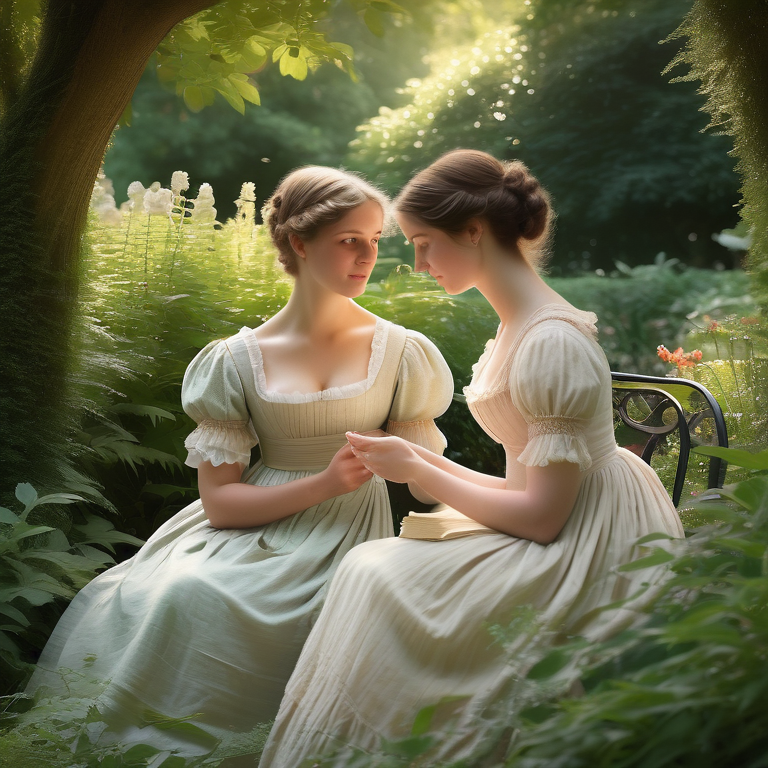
<box><xmin>396</xmin><ymin>213</ymin><xmax>480</xmax><ymax>295</ymax></box>
<box><xmin>294</xmin><ymin>198</ymin><xmax>382</xmax><ymax>297</ymax></box>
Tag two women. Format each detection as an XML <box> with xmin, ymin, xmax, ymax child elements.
<box><xmin>26</xmin><ymin>166</ymin><xmax>453</xmax><ymax>755</ymax></box>
<box><xmin>29</xmin><ymin>150</ymin><xmax>682</xmax><ymax>765</ymax></box>
<box><xmin>260</xmin><ymin>150</ymin><xmax>684</xmax><ymax>765</ymax></box>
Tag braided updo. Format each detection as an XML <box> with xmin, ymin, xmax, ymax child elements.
<box><xmin>394</xmin><ymin>149</ymin><xmax>553</xmax><ymax>269</ymax></box>
<box><xmin>262</xmin><ymin>166</ymin><xmax>390</xmax><ymax>276</ymax></box>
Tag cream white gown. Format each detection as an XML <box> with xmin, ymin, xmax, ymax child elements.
<box><xmin>261</xmin><ymin>305</ymin><xmax>685</xmax><ymax>766</ymax></box>
<box><xmin>25</xmin><ymin>318</ymin><xmax>453</xmax><ymax>755</ymax></box>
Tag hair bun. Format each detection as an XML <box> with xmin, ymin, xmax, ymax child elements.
<box><xmin>502</xmin><ymin>163</ymin><xmax>540</xmax><ymax>198</ymax></box>
<box><xmin>272</xmin><ymin>194</ymin><xmax>283</xmax><ymax>210</ymax></box>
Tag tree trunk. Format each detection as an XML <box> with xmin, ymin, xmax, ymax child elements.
<box><xmin>0</xmin><ymin>0</ymin><xmax>216</xmax><ymax>501</ymax></box>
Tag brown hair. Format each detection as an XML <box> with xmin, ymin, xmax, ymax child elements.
<box><xmin>262</xmin><ymin>166</ymin><xmax>389</xmax><ymax>275</ymax></box>
<box><xmin>394</xmin><ymin>149</ymin><xmax>553</xmax><ymax>269</ymax></box>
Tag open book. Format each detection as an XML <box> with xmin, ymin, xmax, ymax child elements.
<box><xmin>399</xmin><ymin>505</ymin><xmax>498</xmax><ymax>541</ymax></box>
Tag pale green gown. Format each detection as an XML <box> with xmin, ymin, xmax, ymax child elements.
<box><xmin>26</xmin><ymin>318</ymin><xmax>453</xmax><ymax>755</ymax></box>
<box><xmin>261</xmin><ymin>305</ymin><xmax>685</xmax><ymax>766</ymax></box>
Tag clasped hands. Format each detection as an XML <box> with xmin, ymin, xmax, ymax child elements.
<box><xmin>345</xmin><ymin>430</ymin><xmax>419</xmax><ymax>484</ymax></box>
<box><xmin>324</xmin><ymin>430</ymin><xmax>420</xmax><ymax>497</ymax></box>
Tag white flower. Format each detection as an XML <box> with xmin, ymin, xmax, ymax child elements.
<box><xmin>91</xmin><ymin>173</ymin><xmax>122</xmax><ymax>226</ymax></box>
<box><xmin>171</xmin><ymin>171</ymin><xmax>190</xmax><ymax>196</ymax></box>
<box><xmin>143</xmin><ymin>187</ymin><xmax>173</xmax><ymax>216</ymax></box>
<box><xmin>192</xmin><ymin>182</ymin><xmax>217</xmax><ymax>223</ymax></box>
<box><xmin>127</xmin><ymin>181</ymin><xmax>147</xmax><ymax>208</ymax></box>
<box><xmin>239</xmin><ymin>182</ymin><xmax>256</xmax><ymax>202</ymax></box>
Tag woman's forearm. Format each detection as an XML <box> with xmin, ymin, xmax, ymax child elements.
<box><xmin>198</xmin><ymin>463</ymin><xmax>336</xmax><ymax>529</ymax></box>
<box><xmin>410</xmin><ymin>444</ymin><xmax>507</xmax><ymax>489</ymax></box>
<box><xmin>409</xmin><ymin>459</ymin><xmax>581</xmax><ymax>544</ymax></box>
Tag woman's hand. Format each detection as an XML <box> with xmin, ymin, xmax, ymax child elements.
<box><xmin>345</xmin><ymin>432</ymin><xmax>420</xmax><ymax>484</ymax></box>
<box><xmin>320</xmin><ymin>443</ymin><xmax>374</xmax><ymax>497</ymax></box>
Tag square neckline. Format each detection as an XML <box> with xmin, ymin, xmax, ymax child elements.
<box><xmin>241</xmin><ymin>317</ymin><xmax>390</xmax><ymax>404</ymax></box>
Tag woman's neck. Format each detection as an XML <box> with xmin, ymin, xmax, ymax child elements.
<box><xmin>475</xmin><ymin>244</ymin><xmax>564</xmax><ymax>330</ymax></box>
<box><xmin>272</xmin><ymin>280</ymin><xmax>368</xmax><ymax>338</ymax></box>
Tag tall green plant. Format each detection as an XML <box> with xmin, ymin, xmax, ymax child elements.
<box><xmin>666</xmin><ymin>1</ymin><xmax>768</xmax><ymax>310</ymax></box>
<box><xmin>0</xmin><ymin>483</ymin><xmax>142</xmax><ymax>695</ymax></box>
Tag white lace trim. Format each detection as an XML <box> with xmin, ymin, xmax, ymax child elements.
<box><xmin>517</xmin><ymin>431</ymin><xmax>592</xmax><ymax>471</ymax></box>
<box><xmin>184</xmin><ymin>418</ymin><xmax>259</xmax><ymax>468</ymax></box>
<box><xmin>240</xmin><ymin>319</ymin><xmax>390</xmax><ymax>404</ymax></box>
<box><xmin>386</xmin><ymin>419</ymin><xmax>447</xmax><ymax>455</ymax></box>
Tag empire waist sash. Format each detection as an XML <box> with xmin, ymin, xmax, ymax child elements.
<box><xmin>259</xmin><ymin>433</ymin><xmax>349</xmax><ymax>471</ymax></box>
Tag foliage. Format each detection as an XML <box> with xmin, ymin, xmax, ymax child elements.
<box><xmin>347</xmin><ymin>0</ymin><xmax>740</xmax><ymax>273</ymax></box>
<box><xmin>0</xmin><ymin>484</ymin><xmax>142</xmax><ymax>695</ymax></box>
<box><xmin>155</xmin><ymin>0</ymin><xmax>407</xmax><ymax>115</ymax></box>
<box><xmin>666</xmin><ymin>0</ymin><xmax>768</xmax><ymax>310</ymax></box>
<box><xmin>641</xmin><ymin>313</ymin><xmax>768</xmax><ymax>508</ymax></box>
<box><xmin>0</xmin><ymin>684</ymin><xmax>271</xmax><ymax>767</ymax></box>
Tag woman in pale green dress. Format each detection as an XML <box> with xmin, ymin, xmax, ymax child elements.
<box><xmin>260</xmin><ymin>151</ymin><xmax>684</xmax><ymax>766</ymax></box>
<box><xmin>25</xmin><ymin>166</ymin><xmax>453</xmax><ymax>756</ymax></box>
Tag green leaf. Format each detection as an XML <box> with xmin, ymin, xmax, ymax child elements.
<box><xmin>364</xmin><ymin>7</ymin><xmax>386</xmax><ymax>36</ymax></box>
<box><xmin>693</xmin><ymin>446</ymin><xmax>768</xmax><ymax>470</ymax></box>
<box><xmin>702</xmin><ymin>477</ymin><xmax>768</xmax><ymax>513</ymax></box>
<box><xmin>241</xmin><ymin>37</ymin><xmax>267</xmax><ymax>70</ymax></box>
<box><xmin>4</xmin><ymin>522</ymin><xmax>56</xmax><ymax>543</ymax></box>
<box><xmin>183</xmin><ymin>85</ymin><xmax>206</xmax><ymax>112</ymax></box>
<box><xmin>527</xmin><ymin>648</ymin><xmax>573</xmax><ymax>680</ymax></box>
<box><xmin>122</xmin><ymin>744</ymin><xmax>161</xmax><ymax>761</ymax></box>
<box><xmin>711</xmin><ymin>537</ymin><xmax>765</xmax><ymax>558</ymax></box>
<box><xmin>371</xmin><ymin>0</ymin><xmax>407</xmax><ymax>13</ymax></box>
<box><xmin>635</xmin><ymin>531</ymin><xmax>675</xmax><ymax>545</ymax></box>
<box><xmin>110</xmin><ymin>403</ymin><xmax>176</xmax><ymax>426</ymax></box>
<box><xmin>272</xmin><ymin>43</ymin><xmax>287</xmax><ymax>62</ymax></box>
<box><xmin>215</xmin><ymin>81</ymin><xmax>246</xmax><ymax>114</ymax></box>
<box><xmin>328</xmin><ymin>42</ymin><xmax>354</xmax><ymax>61</ymax></box>
<box><xmin>618</xmin><ymin>547</ymin><xmax>675</xmax><ymax>572</ymax></box>
<box><xmin>0</xmin><ymin>603</ymin><xmax>30</xmax><ymax>627</ymax></box>
<box><xmin>34</xmin><ymin>492</ymin><xmax>84</xmax><ymax>506</ymax></box>
<box><xmin>0</xmin><ymin>507</ymin><xmax>20</xmax><ymax>524</ymax></box>
<box><xmin>229</xmin><ymin>74</ymin><xmax>261</xmax><ymax>105</ymax></box>
<box><xmin>278</xmin><ymin>48</ymin><xmax>308</xmax><ymax>80</ymax></box>
<box><xmin>71</xmin><ymin>514</ymin><xmax>144</xmax><ymax>551</ymax></box>
<box><xmin>15</xmin><ymin>483</ymin><xmax>37</xmax><ymax>518</ymax></box>
<box><xmin>410</xmin><ymin>695</ymin><xmax>469</xmax><ymax>736</ymax></box>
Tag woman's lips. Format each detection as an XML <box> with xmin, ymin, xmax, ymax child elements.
<box><xmin>348</xmin><ymin>274</ymin><xmax>368</xmax><ymax>280</ymax></box>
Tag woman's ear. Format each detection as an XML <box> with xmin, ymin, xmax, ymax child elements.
<box><xmin>465</xmin><ymin>218</ymin><xmax>484</xmax><ymax>247</ymax></box>
<box><xmin>289</xmin><ymin>233</ymin><xmax>307</xmax><ymax>259</ymax></box>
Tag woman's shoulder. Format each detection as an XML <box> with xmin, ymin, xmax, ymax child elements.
<box><xmin>517</xmin><ymin>306</ymin><xmax>599</xmax><ymax>354</ymax></box>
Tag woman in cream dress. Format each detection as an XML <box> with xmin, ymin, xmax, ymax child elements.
<box><xmin>25</xmin><ymin>167</ymin><xmax>453</xmax><ymax>756</ymax></box>
<box><xmin>261</xmin><ymin>151</ymin><xmax>684</xmax><ymax>766</ymax></box>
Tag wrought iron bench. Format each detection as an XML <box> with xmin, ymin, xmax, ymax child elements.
<box><xmin>611</xmin><ymin>372</ymin><xmax>729</xmax><ymax>506</ymax></box>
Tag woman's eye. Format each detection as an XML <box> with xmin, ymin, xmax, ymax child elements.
<box><xmin>342</xmin><ymin>237</ymin><xmax>357</xmax><ymax>244</ymax></box>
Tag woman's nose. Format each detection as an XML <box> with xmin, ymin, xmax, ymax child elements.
<box><xmin>357</xmin><ymin>241</ymin><xmax>377</xmax><ymax>262</ymax></box>
<box><xmin>414</xmin><ymin>252</ymin><xmax>428</xmax><ymax>273</ymax></box>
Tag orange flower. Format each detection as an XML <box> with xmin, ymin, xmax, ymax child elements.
<box><xmin>657</xmin><ymin>344</ymin><xmax>702</xmax><ymax>371</ymax></box>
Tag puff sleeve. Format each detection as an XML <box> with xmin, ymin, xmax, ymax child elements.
<box><xmin>509</xmin><ymin>322</ymin><xmax>603</xmax><ymax>471</ymax></box>
<box><xmin>181</xmin><ymin>339</ymin><xmax>259</xmax><ymax>468</ymax></box>
<box><xmin>386</xmin><ymin>330</ymin><xmax>454</xmax><ymax>454</ymax></box>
